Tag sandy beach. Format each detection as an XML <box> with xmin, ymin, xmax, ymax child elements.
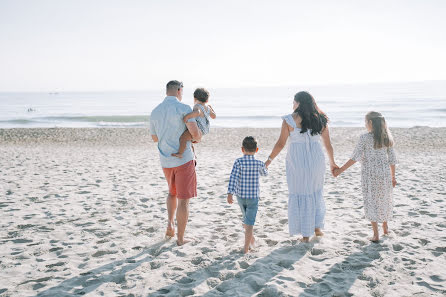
<box><xmin>0</xmin><ymin>127</ymin><xmax>445</xmax><ymax>297</ymax></box>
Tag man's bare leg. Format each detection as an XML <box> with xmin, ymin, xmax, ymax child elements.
<box><xmin>172</xmin><ymin>130</ymin><xmax>193</xmax><ymax>158</ymax></box>
<box><xmin>176</xmin><ymin>198</ymin><xmax>190</xmax><ymax>246</ymax></box>
<box><xmin>166</xmin><ymin>194</ymin><xmax>177</xmax><ymax>237</ymax></box>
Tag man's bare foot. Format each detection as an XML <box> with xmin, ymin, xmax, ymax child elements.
<box><xmin>300</xmin><ymin>237</ymin><xmax>310</xmax><ymax>243</ymax></box>
<box><xmin>165</xmin><ymin>228</ymin><xmax>175</xmax><ymax>238</ymax></box>
<box><xmin>176</xmin><ymin>239</ymin><xmax>190</xmax><ymax>246</ymax></box>
<box><xmin>171</xmin><ymin>153</ymin><xmax>183</xmax><ymax>158</ymax></box>
<box><xmin>315</xmin><ymin>228</ymin><xmax>324</xmax><ymax>236</ymax></box>
<box><xmin>165</xmin><ymin>221</ymin><xmax>175</xmax><ymax>238</ymax></box>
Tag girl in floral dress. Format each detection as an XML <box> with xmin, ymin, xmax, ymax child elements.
<box><xmin>334</xmin><ymin>111</ymin><xmax>397</xmax><ymax>242</ymax></box>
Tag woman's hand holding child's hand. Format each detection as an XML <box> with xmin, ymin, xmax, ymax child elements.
<box><xmin>333</xmin><ymin>168</ymin><xmax>342</xmax><ymax>177</ymax></box>
<box><xmin>227</xmin><ymin>194</ymin><xmax>233</xmax><ymax>204</ymax></box>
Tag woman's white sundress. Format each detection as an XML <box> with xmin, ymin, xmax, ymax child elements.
<box><xmin>351</xmin><ymin>133</ymin><xmax>397</xmax><ymax>223</ymax></box>
<box><xmin>283</xmin><ymin>114</ymin><xmax>326</xmax><ymax>237</ymax></box>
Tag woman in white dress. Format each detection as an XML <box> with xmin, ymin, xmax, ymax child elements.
<box><xmin>265</xmin><ymin>91</ymin><xmax>338</xmax><ymax>242</ymax></box>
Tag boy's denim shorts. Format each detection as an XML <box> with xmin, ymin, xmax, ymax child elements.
<box><xmin>237</xmin><ymin>197</ymin><xmax>259</xmax><ymax>226</ymax></box>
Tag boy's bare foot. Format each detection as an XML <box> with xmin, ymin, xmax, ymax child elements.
<box><xmin>176</xmin><ymin>239</ymin><xmax>190</xmax><ymax>246</ymax></box>
<box><xmin>249</xmin><ymin>236</ymin><xmax>256</xmax><ymax>249</ymax></box>
<box><xmin>171</xmin><ymin>153</ymin><xmax>183</xmax><ymax>158</ymax></box>
<box><xmin>315</xmin><ymin>228</ymin><xmax>324</xmax><ymax>236</ymax></box>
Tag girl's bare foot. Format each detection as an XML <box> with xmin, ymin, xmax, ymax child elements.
<box><xmin>315</xmin><ymin>228</ymin><xmax>324</xmax><ymax>236</ymax></box>
<box><xmin>171</xmin><ymin>153</ymin><xmax>183</xmax><ymax>158</ymax></box>
<box><xmin>369</xmin><ymin>236</ymin><xmax>380</xmax><ymax>243</ymax></box>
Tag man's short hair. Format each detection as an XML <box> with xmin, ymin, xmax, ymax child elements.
<box><xmin>193</xmin><ymin>88</ymin><xmax>210</xmax><ymax>103</ymax></box>
<box><xmin>242</xmin><ymin>136</ymin><xmax>257</xmax><ymax>152</ymax></box>
<box><xmin>166</xmin><ymin>80</ymin><xmax>183</xmax><ymax>92</ymax></box>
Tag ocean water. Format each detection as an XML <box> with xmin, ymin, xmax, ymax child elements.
<box><xmin>0</xmin><ymin>81</ymin><xmax>445</xmax><ymax>128</ymax></box>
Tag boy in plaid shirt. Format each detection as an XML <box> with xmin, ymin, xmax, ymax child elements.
<box><xmin>227</xmin><ymin>136</ymin><xmax>268</xmax><ymax>253</ymax></box>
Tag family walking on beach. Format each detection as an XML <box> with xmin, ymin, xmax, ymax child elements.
<box><xmin>150</xmin><ymin>80</ymin><xmax>397</xmax><ymax>252</ymax></box>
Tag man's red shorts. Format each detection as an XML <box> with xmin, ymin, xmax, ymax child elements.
<box><xmin>162</xmin><ymin>160</ymin><xmax>197</xmax><ymax>199</ymax></box>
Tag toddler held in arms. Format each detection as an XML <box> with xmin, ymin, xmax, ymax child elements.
<box><xmin>172</xmin><ymin>88</ymin><xmax>216</xmax><ymax>158</ymax></box>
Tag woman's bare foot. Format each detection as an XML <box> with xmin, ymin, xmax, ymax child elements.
<box><xmin>315</xmin><ymin>228</ymin><xmax>324</xmax><ymax>236</ymax></box>
<box><xmin>300</xmin><ymin>237</ymin><xmax>310</xmax><ymax>243</ymax></box>
<box><xmin>171</xmin><ymin>153</ymin><xmax>183</xmax><ymax>158</ymax></box>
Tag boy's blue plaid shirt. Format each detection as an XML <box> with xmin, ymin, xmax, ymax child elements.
<box><xmin>227</xmin><ymin>155</ymin><xmax>268</xmax><ymax>199</ymax></box>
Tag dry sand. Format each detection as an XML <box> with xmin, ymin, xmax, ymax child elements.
<box><xmin>0</xmin><ymin>127</ymin><xmax>445</xmax><ymax>297</ymax></box>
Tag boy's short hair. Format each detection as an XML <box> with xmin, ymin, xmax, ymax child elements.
<box><xmin>166</xmin><ymin>80</ymin><xmax>183</xmax><ymax>92</ymax></box>
<box><xmin>194</xmin><ymin>88</ymin><xmax>210</xmax><ymax>103</ymax></box>
<box><xmin>242</xmin><ymin>136</ymin><xmax>257</xmax><ymax>152</ymax></box>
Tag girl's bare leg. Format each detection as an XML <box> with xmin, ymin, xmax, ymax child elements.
<box><xmin>172</xmin><ymin>130</ymin><xmax>193</xmax><ymax>158</ymax></box>
<box><xmin>382</xmin><ymin>221</ymin><xmax>389</xmax><ymax>235</ymax></box>
<box><xmin>370</xmin><ymin>222</ymin><xmax>379</xmax><ymax>242</ymax></box>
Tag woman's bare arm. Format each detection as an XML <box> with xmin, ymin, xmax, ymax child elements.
<box><xmin>321</xmin><ymin>125</ymin><xmax>338</xmax><ymax>175</ymax></box>
<box><xmin>265</xmin><ymin>120</ymin><xmax>290</xmax><ymax>167</ymax></box>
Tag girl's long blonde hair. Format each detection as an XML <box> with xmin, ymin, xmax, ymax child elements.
<box><xmin>366</xmin><ymin>111</ymin><xmax>394</xmax><ymax>149</ymax></box>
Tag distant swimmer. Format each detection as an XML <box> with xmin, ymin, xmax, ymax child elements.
<box><xmin>27</xmin><ymin>108</ymin><xmax>36</xmax><ymax>112</ymax></box>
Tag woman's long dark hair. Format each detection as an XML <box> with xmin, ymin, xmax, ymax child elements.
<box><xmin>293</xmin><ymin>91</ymin><xmax>328</xmax><ymax>135</ymax></box>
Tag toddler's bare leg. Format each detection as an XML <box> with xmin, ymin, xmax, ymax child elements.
<box><xmin>172</xmin><ymin>130</ymin><xmax>193</xmax><ymax>158</ymax></box>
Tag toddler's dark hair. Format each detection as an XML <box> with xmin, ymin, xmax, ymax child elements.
<box><xmin>193</xmin><ymin>88</ymin><xmax>210</xmax><ymax>103</ymax></box>
<box><xmin>242</xmin><ymin>136</ymin><xmax>257</xmax><ymax>152</ymax></box>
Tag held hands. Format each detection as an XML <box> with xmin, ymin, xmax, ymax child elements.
<box><xmin>333</xmin><ymin>168</ymin><xmax>342</xmax><ymax>177</ymax></box>
<box><xmin>330</xmin><ymin>163</ymin><xmax>340</xmax><ymax>177</ymax></box>
<box><xmin>227</xmin><ymin>194</ymin><xmax>233</xmax><ymax>204</ymax></box>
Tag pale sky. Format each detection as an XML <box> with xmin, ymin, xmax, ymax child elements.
<box><xmin>1</xmin><ymin>0</ymin><xmax>445</xmax><ymax>91</ymax></box>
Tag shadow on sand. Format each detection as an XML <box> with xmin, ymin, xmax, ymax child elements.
<box><xmin>299</xmin><ymin>243</ymin><xmax>385</xmax><ymax>297</ymax></box>
<box><xmin>149</xmin><ymin>240</ymin><xmax>314</xmax><ymax>297</ymax></box>
<box><xmin>32</xmin><ymin>239</ymin><xmax>171</xmax><ymax>297</ymax></box>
